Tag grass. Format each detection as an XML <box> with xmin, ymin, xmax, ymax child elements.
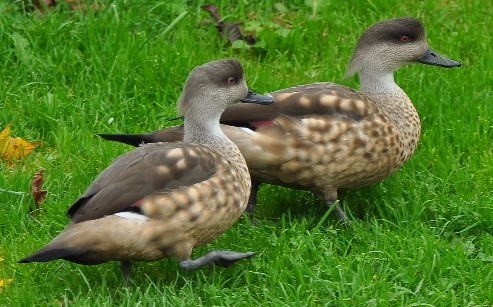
<box><xmin>1</xmin><ymin>0</ymin><xmax>492</xmax><ymax>305</ymax></box>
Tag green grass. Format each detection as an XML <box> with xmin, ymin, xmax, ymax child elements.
<box><xmin>1</xmin><ymin>0</ymin><xmax>492</xmax><ymax>305</ymax></box>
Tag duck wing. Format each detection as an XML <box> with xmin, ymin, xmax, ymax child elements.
<box><xmin>97</xmin><ymin>82</ymin><xmax>378</xmax><ymax>150</ymax></box>
<box><xmin>220</xmin><ymin>82</ymin><xmax>376</xmax><ymax>125</ymax></box>
<box><xmin>67</xmin><ymin>142</ymin><xmax>217</xmax><ymax>223</ymax></box>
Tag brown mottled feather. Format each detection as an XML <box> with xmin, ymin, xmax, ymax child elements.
<box><xmin>221</xmin><ymin>83</ymin><xmax>373</xmax><ymax>123</ymax></box>
<box><xmin>68</xmin><ymin>143</ymin><xmax>217</xmax><ymax>223</ymax></box>
<box><xmin>98</xmin><ymin>18</ymin><xmax>460</xmax><ymax>219</ymax></box>
<box><xmin>19</xmin><ymin>59</ymin><xmax>272</xmax><ymax>277</ymax></box>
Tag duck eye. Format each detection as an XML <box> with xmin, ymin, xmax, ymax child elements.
<box><xmin>227</xmin><ymin>77</ymin><xmax>236</xmax><ymax>85</ymax></box>
<box><xmin>400</xmin><ymin>35</ymin><xmax>410</xmax><ymax>42</ymax></box>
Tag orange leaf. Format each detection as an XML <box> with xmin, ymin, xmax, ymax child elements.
<box><xmin>0</xmin><ymin>124</ymin><xmax>10</xmax><ymax>143</ymax></box>
<box><xmin>0</xmin><ymin>124</ymin><xmax>37</xmax><ymax>161</ymax></box>
<box><xmin>0</xmin><ymin>278</ymin><xmax>13</xmax><ymax>291</ymax></box>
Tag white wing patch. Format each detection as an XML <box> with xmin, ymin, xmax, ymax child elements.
<box><xmin>114</xmin><ymin>212</ymin><xmax>149</xmax><ymax>221</ymax></box>
<box><xmin>240</xmin><ymin>127</ymin><xmax>255</xmax><ymax>135</ymax></box>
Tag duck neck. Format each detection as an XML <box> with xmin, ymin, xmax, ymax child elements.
<box><xmin>359</xmin><ymin>70</ymin><xmax>421</xmax><ymax>161</ymax></box>
<box><xmin>183</xmin><ymin>106</ymin><xmax>235</xmax><ymax>151</ymax></box>
<box><xmin>183</xmin><ymin>106</ymin><xmax>248</xmax><ymax>170</ymax></box>
<box><xmin>359</xmin><ymin>71</ymin><xmax>400</xmax><ymax>95</ymax></box>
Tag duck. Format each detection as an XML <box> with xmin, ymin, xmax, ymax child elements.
<box><xmin>98</xmin><ymin>17</ymin><xmax>461</xmax><ymax>223</ymax></box>
<box><xmin>19</xmin><ymin>59</ymin><xmax>274</xmax><ymax>284</ymax></box>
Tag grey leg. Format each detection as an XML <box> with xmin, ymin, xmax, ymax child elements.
<box><xmin>179</xmin><ymin>251</ymin><xmax>255</xmax><ymax>271</ymax></box>
<box><xmin>120</xmin><ymin>261</ymin><xmax>133</xmax><ymax>286</ymax></box>
<box><xmin>246</xmin><ymin>180</ymin><xmax>260</xmax><ymax>213</ymax></box>
<box><xmin>327</xmin><ymin>200</ymin><xmax>350</xmax><ymax>226</ymax></box>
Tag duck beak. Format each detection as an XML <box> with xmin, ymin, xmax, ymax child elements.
<box><xmin>241</xmin><ymin>90</ymin><xmax>275</xmax><ymax>105</ymax></box>
<box><xmin>418</xmin><ymin>48</ymin><xmax>461</xmax><ymax>68</ymax></box>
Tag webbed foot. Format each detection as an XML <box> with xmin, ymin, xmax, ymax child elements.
<box><xmin>179</xmin><ymin>251</ymin><xmax>255</xmax><ymax>271</ymax></box>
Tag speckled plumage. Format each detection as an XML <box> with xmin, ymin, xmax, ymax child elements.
<box><xmin>19</xmin><ymin>59</ymin><xmax>273</xmax><ymax>282</ymax></box>
<box><xmin>99</xmin><ymin>18</ymin><xmax>461</xmax><ymax>222</ymax></box>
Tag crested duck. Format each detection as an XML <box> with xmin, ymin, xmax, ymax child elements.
<box><xmin>98</xmin><ymin>18</ymin><xmax>461</xmax><ymax>223</ymax></box>
<box><xmin>19</xmin><ymin>59</ymin><xmax>274</xmax><ymax>284</ymax></box>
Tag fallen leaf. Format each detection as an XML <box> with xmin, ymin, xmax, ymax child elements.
<box><xmin>201</xmin><ymin>5</ymin><xmax>256</xmax><ymax>46</ymax></box>
<box><xmin>31</xmin><ymin>0</ymin><xmax>101</xmax><ymax>13</ymax></box>
<box><xmin>31</xmin><ymin>169</ymin><xmax>47</xmax><ymax>211</ymax></box>
<box><xmin>64</xmin><ymin>0</ymin><xmax>102</xmax><ymax>12</ymax></box>
<box><xmin>32</xmin><ymin>0</ymin><xmax>56</xmax><ymax>14</ymax></box>
<box><xmin>0</xmin><ymin>124</ymin><xmax>37</xmax><ymax>162</ymax></box>
<box><xmin>0</xmin><ymin>256</ymin><xmax>12</xmax><ymax>292</ymax></box>
<box><xmin>0</xmin><ymin>278</ymin><xmax>13</xmax><ymax>291</ymax></box>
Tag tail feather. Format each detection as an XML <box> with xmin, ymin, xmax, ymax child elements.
<box><xmin>19</xmin><ymin>248</ymin><xmax>77</xmax><ymax>263</ymax></box>
<box><xmin>19</xmin><ymin>247</ymin><xmax>103</xmax><ymax>265</ymax></box>
<box><xmin>97</xmin><ymin>133</ymin><xmax>148</xmax><ymax>147</ymax></box>
<box><xmin>97</xmin><ymin>128</ymin><xmax>185</xmax><ymax>147</ymax></box>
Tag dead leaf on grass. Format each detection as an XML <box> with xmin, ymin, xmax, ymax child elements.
<box><xmin>32</xmin><ymin>0</ymin><xmax>101</xmax><ymax>14</ymax></box>
<box><xmin>0</xmin><ymin>256</ymin><xmax>13</xmax><ymax>293</ymax></box>
<box><xmin>30</xmin><ymin>169</ymin><xmax>47</xmax><ymax>214</ymax></box>
<box><xmin>0</xmin><ymin>124</ymin><xmax>38</xmax><ymax>162</ymax></box>
<box><xmin>201</xmin><ymin>4</ymin><xmax>256</xmax><ymax>46</ymax></box>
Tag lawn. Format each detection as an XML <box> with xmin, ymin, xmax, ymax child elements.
<box><xmin>1</xmin><ymin>0</ymin><xmax>492</xmax><ymax>305</ymax></box>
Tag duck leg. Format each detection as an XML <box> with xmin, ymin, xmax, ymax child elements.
<box><xmin>327</xmin><ymin>200</ymin><xmax>349</xmax><ymax>225</ymax></box>
<box><xmin>324</xmin><ymin>190</ymin><xmax>349</xmax><ymax>225</ymax></box>
<box><xmin>245</xmin><ymin>180</ymin><xmax>261</xmax><ymax>213</ymax></box>
<box><xmin>179</xmin><ymin>251</ymin><xmax>255</xmax><ymax>271</ymax></box>
<box><xmin>120</xmin><ymin>261</ymin><xmax>133</xmax><ymax>286</ymax></box>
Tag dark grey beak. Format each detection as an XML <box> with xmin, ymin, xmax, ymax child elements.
<box><xmin>418</xmin><ymin>48</ymin><xmax>461</xmax><ymax>68</ymax></box>
<box><xmin>241</xmin><ymin>90</ymin><xmax>275</xmax><ymax>105</ymax></box>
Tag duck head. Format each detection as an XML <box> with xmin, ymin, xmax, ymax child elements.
<box><xmin>346</xmin><ymin>17</ymin><xmax>461</xmax><ymax>78</ymax></box>
<box><xmin>178</xmin><ymin>59</ymin><xmax>273</xmax><ymax>117</ymax></box>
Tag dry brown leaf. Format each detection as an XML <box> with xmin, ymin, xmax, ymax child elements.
<box><xmin>64</xmin><ymin>0</ymin><xmax>101</xmax><ymax>12</ymax></box>
<box><xmin>32</xmin><ymin>0</ymin><xmax>101</xmax><ymax>13</ymax></box>
<box><xmin>201</xmin><ymin>4</ymin><xmax>256</xmax><ymax>46</ymax></box>
<box><xmin>32</xmin><ymin>0</ymin><xmax>56</xmax><ymax>14</ymax></box>
<box><xmin>31</xmin><ymin>169</ymin><xmax>47</xmax><ymax>209</ymax></box>
<box><xmin>0</xmin><ymin>124</ymin><xmax>37</xmax><ymax>161</ymax></box>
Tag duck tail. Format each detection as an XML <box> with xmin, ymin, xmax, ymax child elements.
<box><xmin>97</xmin><ymin>133</ymin><xmax>148</xmax><ymax>147</ymax></box>
<box><xmin>18</xmin><ymin>248</ymin><xmax>75</xmax><ymax>263</ymax></box>
<box><xmin>97</xmin><ymin>128</ymin><xmax>184</xmax><ymax>147</ymax></box>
